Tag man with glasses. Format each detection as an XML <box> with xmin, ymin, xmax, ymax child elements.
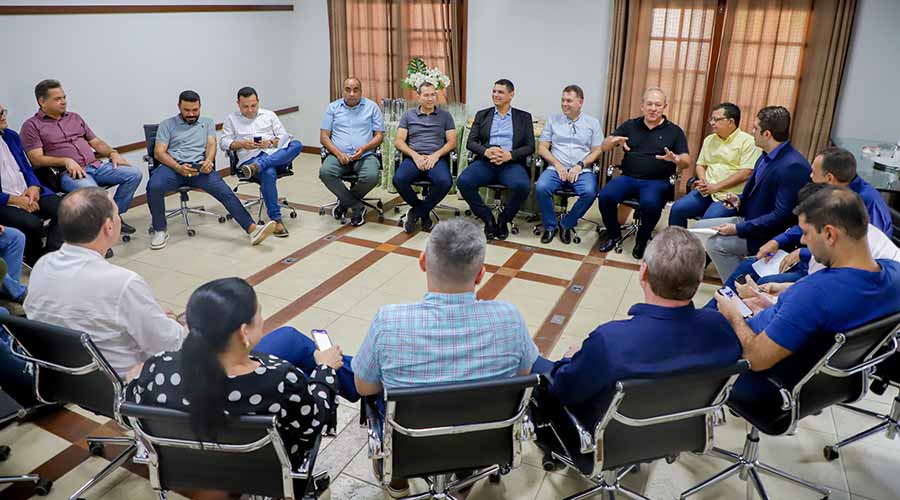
<box><xmin>597</xmin><ymin>87</ymin><xmax>690</xmax><ymax>259</ymax></box>
<box><xmin>0</xmin><ymin>104</ymin><xmax>63</xmax><ymax>266</ymax></box>
<box><xmin>668</xmin><ymin>102</ymin><xmax>760</xmax><ymax>227</ymax></box>
<box><xmin>534</xmin><ymin>85</ymin><xmax>604</xmax><ymax>245</ymax></box>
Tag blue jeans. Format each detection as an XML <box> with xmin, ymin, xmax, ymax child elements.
<box><xmin>147</xmin><ymin>166</ymin><xmax>254</xmax><ymax>232</ymax></box>
<box><xmin>242</xmin><ymin>140</ymin><xmax>303</xmax><ymax>221</ymax></box>
<box><xmin>535</xmin><ymin>169</ymin><xmax>598</xmax><ymax>230</ymax></box>
<box><xmin>392</xmin><ymin>157</ymin><xmax>452</xmax><ymax>220</ymax></box>
<box><xmin>0</xmin><ymin>228</ymin><xmax>27</xmax><ymax>301</ymax></box>
<box><xmin>597</xmin><ymin>175</ymin><xmax>671</xmax><ymax>243</ymax></box>
<box><xmin>456</xmin><ymin>160</ymin><xmax>531</xmax><ymax>224</ymax></box>
<box><xmin>255</xmin><ymin>326</ymin><xmax>360</xmax><ymax>402</ymax></box>
<box><xmin>668</xmin><ymin>190</ymin><xmax>737</xmax><ymax>227</ymax></box>
<box><xmin>704</xmin><ymin>256</ymin><xmax>809</xmax><ymax>309</ymax></box>
<box><xmin>60</xmin><ymin>162</ymin><xmax>143</xmax><ymax>214</ymax></box>
<box><xmin>0</xmin><ymin>327</ymin><xmax>37</xmax><ymax>407</ymax></box>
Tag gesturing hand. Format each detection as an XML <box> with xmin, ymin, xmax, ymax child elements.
<box><xmin>610</xmin><ymin>136</ymin><xmax>630</xmax><ymax>151</ymax></box>
<box><xmin>655</xmin><ymin>147</ymin><xmax>679</xmax><ymax>163</ymax></box>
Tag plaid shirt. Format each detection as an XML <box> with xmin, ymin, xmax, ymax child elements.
<box><xmin>352</xmin><ymin>292</ymin><xmax>539</xmax><ymax>389</ymax></box>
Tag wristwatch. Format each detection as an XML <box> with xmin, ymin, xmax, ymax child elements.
<box><xmin>576</xmin><ymin>161</ymin><xmax>585</xmax><ymax>169</ymax></box>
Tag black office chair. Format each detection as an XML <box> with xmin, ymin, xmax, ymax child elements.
<box><xmin>530</xmin><ymin>156</ymin><xmax>601</xmax><ymax>244</ymax></box>
<box><xmin>597</xmin><ymin>165</ymin><xmax>676</xmax><ymax>254</ymax></box>
<box><xmin>121</xmin><ymin>401</ymin><xmax>328</xmax><ymax>500</ymax></box>
<box><xmin>2</xmin><ymin>315</ymin><xmax>138</xmax><ymax>500</ymax></box>
<box><xmin>318</xmin><ymin>146</ymin><xmax>385</xmax><ymax>223</ymax></box>
<box><xmin>364</xmin><ymin>374</ymin><xmax>539</xmax><ymax>500</ymax></box>
<box><xmin>392</xmin><ymin>150</ymin><xmax>461</xmax><ymax>226</ymax></box>
<box><xmin>681</xmin><ymin>312</ymin><xmax>900</xmax><ymax>500</ymax></box>
<box><xmin>227</xmin><ymin>149</ymin><xmax>298</xmax><ymax>225</ymax></box>
<box><xmin>536</xmin><ymin>360</ymin><xmax>749</xmax><ymax>500</ymax></box>
<box><xmin>460</xmin><ymin>151</ymin><xmax>541</xmax><ymax>236</ymax></box>
<box><xmin>0</xmin><ymin>389</ymin><xmax>52</xmax><ymax>495</ymax></box>
<box><xmin>143</xmin><ymin>124</ymin><xmax>229</xmax><ymax>237</ymax></box>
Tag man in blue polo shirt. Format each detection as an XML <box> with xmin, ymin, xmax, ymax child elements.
<box><xmin>531</xmin><ymin>227</ymin><xmax>741</xmax><ymax>455</ymax></box>
<box><xmin>393</xmin><ymin>82</ymin><xmax>458</xmax><ymax>233</ymax></box>
<box><xmin>319</xmin><ymin>77</ymin><xmax>385</xmax><ymax>227</ymax></box>
<box><xmin>717</xmin><ymin>186</ymin><xmax>900</xmax><ymax>398</ymax></box>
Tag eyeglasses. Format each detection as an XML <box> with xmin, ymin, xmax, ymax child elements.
<box><xmin>708</xmin><ymin>116</ymin><xmax>729</xmax><ymax>124</ymax></box>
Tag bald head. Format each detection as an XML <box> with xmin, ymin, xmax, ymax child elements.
<box><xmin>642</xmin><ymin>87</ymin><xmax>667</xmax><ymax>104</ymax></box>
<box><xmin>342</xmin><ymin>77</ymin><xmax>363</xmax><ymax>106</ymax></box>
<box><xmin>58</xmin><ymin>187</ymin><xmax>117</xmax><ymax>244</ymax></box>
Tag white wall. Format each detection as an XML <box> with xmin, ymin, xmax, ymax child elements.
<box><xmin>465</xmin><ymin>0</ymin><xmax>613</xmax><ymax>126</ymax></box>
<box><xmin>832</xmin><ymin>0</ymin><xmax>900</xmax><ymax>143</ymax></box>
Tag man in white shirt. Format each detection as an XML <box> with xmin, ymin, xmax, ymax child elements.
<box><xmin>24</xmin><ymin>187</ymin><xmax>185</xmax><ymax>378</ymax></box>
<box><xmin>220</xmin><ymin>87</ymin><xmax>303</xmax><ymax>238</ymax></box>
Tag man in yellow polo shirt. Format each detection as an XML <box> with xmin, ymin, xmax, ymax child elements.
<box><xmin>668</xmin><ymin>102</ymin><xmax>761</xmax><ymax>227</ymax></box>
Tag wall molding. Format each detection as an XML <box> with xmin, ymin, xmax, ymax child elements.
<box><xmin>0</xmin><ymin>4</ymin><xmax>293</xmax><ymax>15</ymax></box>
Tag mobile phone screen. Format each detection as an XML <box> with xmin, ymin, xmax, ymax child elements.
<box><xmin>718</xmin><ymin>287</ymin><xmax>753</xmax><ymax>318</ymax></box>
<box><xmin>311</xmin><ymin>329</ymin><xmax>332</xmax><ymax>349</ymax></box>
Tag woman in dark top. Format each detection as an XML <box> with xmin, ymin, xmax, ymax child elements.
<box><xmin>126</xmin><ymin>278</ymin><xmax>344</xmax><ymax>465</ymax></box>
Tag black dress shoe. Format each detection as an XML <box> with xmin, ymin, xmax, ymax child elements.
<box><xmin>632</xmin><ymin>239</ymin><xmax>648</xmax><ymax>260</ymax></box>
<box><xmin>597</xmin><ymin>237</ymin><xmax>621</xmax><ymax>253</ymax></box>
<box><xmin>403</xmin><ymin>213</ymin><xmax>418</xmax><ymax>234</ymax></box>
<box><xmin>332</xmin><ymin>204</ymin><xmax>347</xmax><ymax>221</ymax></box>
<box><xmin>120</xmin><ymin>220</ymin><xmax>136</xmax><ymax>234</ymax></box>
<box><xmin>559</xmin><ymin>227</ymin><xmax>573</xmax><ymax>244</ymax></box>
<box><xmin>420</xmin><ymin>215</ymin><xmax>434</xmax><ymax>232</ymax></box>
<box><xmin>495</xmin><ymin>220</ymin><xmax>510</xmax><ymax>240</ymax></box>
<box><xmin>540</xmin><ymin>229</ymin><xmax>557</xmax><ymax>244</ymax></box>
<box><xmin>483</xmin><ymin>217</ymin><xmax>496</xmax><ymax>240</ymax></box>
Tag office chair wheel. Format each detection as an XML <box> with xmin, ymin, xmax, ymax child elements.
<box><xmin>454</xmin><ymin>210</ymin><xmax>461</xmax><ymax>216</ymax></box>
<box><xmin>187</xmin><ymin>229</ymin><xmax>197</xmax><ymax>237</ymax></box>
<box><xmin>0</xmin><ymin>445</ymin><xmax>10</xmax><ymax>461</ymax></box>
<box><xmin>511</xmin><ymin>226</ymin><xmax>519</xmax><ymax>235</ymax></box>
<box><xmin>319</xmin><ymin>207</ymin><xmax>326</xmax><ymax>216</ymax></box>
<box><xmin>597</xmin><ymin>227</ymin><xmax>607</xmax><ymax>238</ymax></box>
<box><xmin>377</xmin><ymin>214</ymin><xmax>385</xmax><ymax>223</ymax></box>
<box><xmin>615</xmin><ymin>246</ymin><xmax>624</xmax><ymax>254</ymax></box>
<box><xmin>665</xmin><ymin>454</ymin><xmax>678</xmax><ymax>464</ymax></box>
<box><xmin>258</xmin><ymin>219</ymin><xmax>265</xmax><ymax>225</ymax></box>
<box><xmin>394</xmin><ymin>207</ymin><xmax>401</xmax><ymax>213</ymax></box>
<box><xmin>34</xmin><ymin>477</ymin><xmax>52</xmax><ymax>496</ymax></box>
<box><xmin>573</xmin><ymin>235</ymin><xmax>581</xmax><ymax>244</ymax></box>
<box><xmin>532</xmin><ymin>226</ymin><xmax>541</xmax><ymax>236</ymax></box>
<box><xmin>290</xmin><ymin>211</ymin><xmax>298</xmax><ymax>219</ymax></box>
<box><xmin>489</xmin><ymin>472</ymin><xmax>501</xmax><ymax>483</ymax></box>
<box><xmin>148</xmin><ymin>227</ymin><xmax>154</xmax><ymax>235</ymax></box>
<box><xmin>823</xmin><ymin>446</ymin><xmax>840</xmax><ymax>461</ymax></box>
<box><xmin>313</xmin><ymin>474</ymin><xmax>330</xmax><ymax>495</ymax></box>
<box><xmin>218</xmin><ymin>216</ymin><xmax>227</xmax><ymax>223</ymax></box>
<box><xmin>88</xmin><ymin>441</ymin><xmax>104</xmax><ymax>456</ymax></box>
<box><xmin>122</xmin><ymin>234</ymin><xmax>131</xmax><ymax>242</ymax></box>
<box><xmin>397</xmin><ymin>219</ymin><xmax>403</xmax><ymax>227</ymax></box>
<box><xmin>465</xmin><ymin>209</ymin><xmax>472</xmax><ymax>216</ymax></box>
<box><xmin>377</xmin><ymin>201</ymin><xmax>384</xmax><ymax>209</ymax></box>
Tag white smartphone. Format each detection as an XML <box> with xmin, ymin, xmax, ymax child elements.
<box><xmin>311</xmin><ymin>329</ymin><xmax>332</xmax><ymax>349</ymax></box>
<box><xmin>718</xmin><ymin>286</ymin><xmax>754</xmax><ymax>318</ymax></box>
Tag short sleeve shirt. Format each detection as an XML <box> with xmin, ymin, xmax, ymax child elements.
<box><xmin>539</xmin><ymin>113</ymin><xmax>604</xmax><ymax>169</ymax></box>
<box><xmin>20</xmin><ymin>111</ymin><xmax>98</xmax><ymax>167</ymax></box>
<box><xmin>320</xmin><ymin>98</ymin><xmax>385</xmax><ymax>156</ymax></box>
<box><xmin>696</xmin><ymin>129</ymin><xmax>761</xmax><ymax>201</ymax></box>
<box><xmin>612</xmin><ymin>116</ymin><xmax>689</xmax><ymax>180</ymax></box>
<box><xmin>156</xmin><ymin>115</ymin><xmax>216</xmax><ymax>163</ymax></box>
<box><xmin>398</xmin><ymin>107</ymin><xmax>455</xmax><ymax>155</ymax></box>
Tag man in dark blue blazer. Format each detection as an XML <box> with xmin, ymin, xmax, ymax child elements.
<box><xmin>693</xmin><ymin>106</ymin><xmax>810</xmax><ymax>280</ymax></box>
<box><xmin>0</xmin><ymin>105</ymin><xmax>62</xmax><ymax>265</ymax></box>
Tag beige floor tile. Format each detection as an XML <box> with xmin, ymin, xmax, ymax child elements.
<box><xmin>252</xmin><ymin>267</ymin><xmax>323</xmax><ymax>302</ymax></box>
<box><xmin>325</xmin><ymin>473</ymin><xmax>387</xmax><ymax>500</ymax></box>
<box><xmin>466</xmin><ymin>463</ymin><xmax>545</xmax><ymax>500</ymax></box>
<box><xmin>484</xmin><ymin>243</ymin><xmax>518</xmax><ymax>267</ymax></box>
<box><xmin>315</xmin><ymin>283</ymin><xmax>379</xmax><ymax>316</ymax></box>
<box><xmin>376</xmin><ymin>271</ymin><xmax>428</xmax><ymax>300</ymax></box>
<box><xmin>833</xmin><ymin>401</ymin><xmax>900</xmax><ymax>452</ymax></box>
<box><xmin>116</xmin><ymin>260</ymin><xmax>206</xmax><ymax>301</ymax></box>
<box><xmin>284</xmin><ymin>307</ymin><xmax>343</xmax><ymax>335</ymax></box>
<box><xmin>340</xmin><ymin>254</ymin><xmax>420</xmax><ymax>291</ymax></box>
<box><xmin>843</xmin><ymin>431</ymin><xmax>900</xmax><ymax>499</ymax></box>
<box><xmin>343</xmin><ymin>291</ymin><xmax>416</xmax><ymax>323</ymax></box>
<box><xmin>65</xmin><ymin>404</ymin><xmax>111</xmax><ymax>425</ymax></box>
<box><xmin>96</xmin><ymin>468</ymin><xmax>189</xmax><ymax>500</ymax></box>
<box><xmin>533</xmin><ymin>468</ymin><xmax>596</xmax><ymax>500</ymax></box>
<box><xmin>345</xmin><ymin>222</ymin><xmax>403</xmax><ymax>243</ymax></box>
<box><xmin>321</xmin><ymin>241</ymin><xmax>377</xmax><ymax>260</ymax></box>
<box><xmin>498</xmin><ymin>279</ymin><xmax>564</xmax><ymax>301</ymax></box>
<box><xmin>327</xmin><ymin>315</ymin><xmax>374</xmax><ymax>355</ymax></box>
<box><xmin>33</xmin><ymin>456</ymin><xmax>131</xmax><ymax>500</ymax></box>
<box><xmin>587</xmin><ymin>266</ymin><xmax>635</xmax><ymax>292</ymax></box>
<box><xmin>399</xmin><ymin>232</ymin><xmax>430</xmax><ymax>252</ymax></box>
<box><xmin>494</xmin><ymin>291</ymin><xmax>555</xmax><ymax>328</ymax></box>
<box><xmin>750</xmin><ymin>427</ymin><xmax>849</xmax><ymax>492</ymax></box>
<box><xmin>520</xmin><ymin>253</ymin><xmax>579</xmax><ymax>281</ymax></box>
<box><xmin>315</xmin><ymin>417</ymin><xmax>368</xmax><ymax>480</ymax></box>
<box><xmin>0</xmin><ymin>423</ymin><xmax>71</xmax><ymax>481</ymax></box>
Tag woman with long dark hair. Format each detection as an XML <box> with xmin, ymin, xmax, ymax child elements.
<box><xmin>126</xmin><ymin>277</ymin><xmax>343</xmax><ymax>461</ymax></box>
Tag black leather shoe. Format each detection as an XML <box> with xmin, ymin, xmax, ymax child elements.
<box><xmin>403</xmin><ymin>213</ymin><xmax>418</xmax><ymax>234</ymax></box>
<box><xmin>597</xmin><ymin>237</ymin><xmax>621</xmax><ymax>253</ymax></box>
<box><xmin>540</xmin><ymin>229</ymin><xmax>557</xmax><ymax>244</ymax></box>
<box><xmin>483</xmin><ymin>217</ymin><xmax>497</xmax><ymax>241</ymax></box>
<box><xmin>120</xmin><ymin>220</ymin><xmax>136</xmax><ymax>234</ymax></box>
<box><xmin>332</xmin><ymin>204</ymin><xmax>347</xmax><ymax>221</ymax></box>
<box><xmin>559</xmin><ymin>227</ymin><xmax>573</xmax><ymax>244</ymax></box>
<box><xmin>420</xmin><ymin>215</ymin><xmax>434</xmax><ymax>232</ymax></box>
<box><xmin>495</xmin><ymin>220</ymin><xmax>510</xmax><ymax>240</ymax></box>
<box><xmin>632</xmin><ymin>239</ymin><xmax>648</xmax><ymax>260</ymax></box>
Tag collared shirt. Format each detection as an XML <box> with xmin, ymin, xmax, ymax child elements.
<box><xmin>0</xmin><ymin>132</ymin><xmax>28</xmax><ymax>196</ymax></box>
<box><xmin>754</xmin><ymin>141</ymin><xmax>789</xmax><ymax>184</ymax></box>
<box><xmin>489</xmin><ymin>108</ymin><xmax>514</xmax><ymax>151</ymax></box>
<box><xmin>539</xmin><ymin>112</ymin><xmax>604</xmax><ymax>169</ymax></box>
<box><xmin>612</xmin><ymin>116</ymin><xmax>689</xmax><ymax>180</ymax></box>
<box><xmin>220</xmin><ymin>109</ymin><xmax>291</xmax><ymax>165</ymax></box>
<box><xmin>398</xmin><ymin>107</ymin><xmax>456</xmax><ymax>155</ymax></box>
<box><xmin>156</xmin><ymin>115</ymin><xmax>216</xmax><ymax>163</ymax></box>
<box><xmin>352</xmin><ymin>292</ymin><xmax>539</xmax><ymax>389</ymax></box>
<box><xmin>548</xmin><ymin>302</ymin><xmax>741</xmax><ymax>428</ymax></box>
<box><xmin>808</xmin><ymin>224</ymin><xmax>900</xmax><ymax>275</ymax></box>
<box><xmin>320</xmin><ymin>98</ymin><xmax>385</xmax><ymax>157</ymax></box>
<box><xmin>24</xmin><ymin>244</ymin><xmax>185</xmax><ymax>377</ymax></box>
<box><xmin>697</xmin><ymin>128</ymin><xmax>761</xmax><ymax>201</ymax></box>
<box><xmin>20</xmin><ymin>110</ymin><xmax>98</xmax><ymax>167</ymax></box>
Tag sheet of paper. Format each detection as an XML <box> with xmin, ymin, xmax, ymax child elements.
<box><xmin>687</xmin><ymin>227</ymin><xmax>718</xmax><ymax>236</ymax></box>
<box><xmin>751</xmin><ymin>250</ymin><xmax>790</xmax><ymax>277</ymax></box>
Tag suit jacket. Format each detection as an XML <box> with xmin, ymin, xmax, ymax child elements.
<box><xmin>466</xmin><ymin>107</ymin><xmax>535</xmax><ymax>166</ymax></box>
<box><xmin>0</xmin><ymin>129</ymin><xmax>53</xmax><ymax>206</ymax></box>
<box><xmin>736</xmin><ymin>141</ymin><xmax>811</xmax><ymax>253</ymax></box>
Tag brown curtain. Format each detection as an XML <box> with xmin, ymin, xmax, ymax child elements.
<box><xmin>601</xmin><ymin>0</ymin><xmax>630</xmax><ymax>172</ymax></box>
<box><xmin>327</xmin><ymin>0</ymin><xmax>464</xmax><ymax>104</ymax></box>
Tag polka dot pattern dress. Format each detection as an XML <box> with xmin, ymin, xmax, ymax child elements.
<box><xmin>126</xmin><ymin>350</ymin><xmax>338</xmax><ymax>468</ymax></box>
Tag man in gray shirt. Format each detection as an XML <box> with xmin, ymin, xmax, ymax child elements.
<box><xmin>392</xmin><ymin>82</ymin><xmax>457</xmax><ymax>233</ymax></box>
<box><xmin>147</xmin><ymin>90</ymin><xmax>275</xmax><ymax>250</ymax></box>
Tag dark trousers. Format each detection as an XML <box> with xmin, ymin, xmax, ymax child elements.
<box><xmin>0</xmin><ymin>194</ymin><xmax>62</xmax><ymax>266</ymax></box>
<box><xmin>392</xmin><ymin>158</ymin><xmax>452</xmax><ymax>220</ymax></box>
<box><xmin>456</xmin><ymin>159</ymin><xmax>531</xmax><ymax>224</ymax></box>
<box><xmin>597</xmin><ymin>175</ymin><xmax>671</xmax><ymax>244</ymax></box>
<box><xmin>147</xmin><ymin>166</ymin><xmax>254</xmax><ymax>232</ymax></box>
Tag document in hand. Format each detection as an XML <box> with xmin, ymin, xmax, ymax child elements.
<box><xmin>687</xmin><ymin>227</ymin><xmax>718</xmax><ymax>236</ymax></box>
<box><xmin>751</xmin><ymin>250</ymin><xmax>790</xmax><ymax>277</ymax></box>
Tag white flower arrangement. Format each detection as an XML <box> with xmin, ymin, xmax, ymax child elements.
<box><xmin>402</xmin><ymin>57</ymin><xmax>451</xmax><ymax>91</ymax></box>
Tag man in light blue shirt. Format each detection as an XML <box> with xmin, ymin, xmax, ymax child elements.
<box><xmin>319</xmin><ymin>77</ymin><xmax>385</xmax><ymax>226</ymax></box>
<box><xmin>535</xmin><ymin>85</ymin><xmax>604</xmax><ymax>245</ymax></box>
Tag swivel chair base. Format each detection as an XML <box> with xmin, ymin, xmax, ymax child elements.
<box><xmin>150</xmin><ymin>189</ymin><xmax>230</xmax><ymax>237</ymax></box>
<box><xmin>376</xmin><ymin>465</ymin><xmax>503</xmax><ymax>500</ymax></box>
<box><xmin>0</xmin><ymin>445</ymin><xmax>52</xmax><ymax>495</ymax></box>
<box><xmin>824</xmin><ymin>391</ymin><xmax>900</xmax><ymax>461</ymax></box>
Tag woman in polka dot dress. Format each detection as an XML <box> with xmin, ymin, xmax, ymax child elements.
<box><xmin>125</xmin><ymin>278</ymin><xmax>343</xmax><ymax>466</ymax></box>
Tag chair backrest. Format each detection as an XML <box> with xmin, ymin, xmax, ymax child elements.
<box><xmin>589</xmin><ymin>360</ymin><xmax>749</xmax><ymax>475</ymax></box>
<box><xmin>383</xmin><ymin>374</ymin><xmax>538</xmax><ymax>481</ymax></box>
<box><xmin>143</xmin><ymin>124</ymin><xmax>161</xmax><ymax>172</ymax></box>
<box><xmin>120</xmin><ymin>401</ymin><xmax>315</xmax><ymax>498</ymax></box>
<box><xmin>1</xmin><ymin>315</ymin><xmax>122</xmax><ymax>421</ymax></box>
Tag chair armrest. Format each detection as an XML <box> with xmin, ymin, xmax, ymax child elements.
<box><xmin>762</xmin><ymin>374</ymin><xmax>794</xmax><ymax>411</ymax></box>
<box><xmin>450</xmin><ymin>151</ymin><xmax>459</xmax><ymax>177</ymax></box>
<box><xmin>823</xmin><ymin>333</ymin><xmax>900</xmax><ymax>378</ymax></box>
<box><xmin>358</xmin><ymin>396</ymin><xmax>384</xmax><ymax>460</ymax></box>
<box><xmin>563</xmin><ymin>406</ymin><xmax>596</xmax><ymax>455</ymax></box>
<box><xmin>291</xmin><ymin>434</ymin><xmax>322</xmax><ymax>481</ymax></box>
<box><xmin>227</xmin><ymin>150</ymin><xmax>239</xmax><ymax>172</ymax></box>
<box><xmin>685</xmin><ymin>176</ymin><xmax>699</xmax><ymax>191</ymax></box>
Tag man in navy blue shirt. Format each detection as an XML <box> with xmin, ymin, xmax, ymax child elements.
<box><xmin>531</xmin><ymin>227</ymin><xmax>742</xmax><ymax>451</ymax></box>
<box><xmin>717</xmin><ymin>186</ymin><xmax>900</xmax><ymax>398</ymax></box>
<box><xmin>693</xmin><ymin>106</ymin><xmax>810</xmax><ymax>281</ymax></box>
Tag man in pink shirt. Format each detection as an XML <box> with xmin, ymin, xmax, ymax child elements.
<box><xmin>20</xmin><ymin>79</ymin><xmax>142</xmax><ymax>235</ymax></box>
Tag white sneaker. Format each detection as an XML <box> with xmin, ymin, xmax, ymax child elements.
<box><xmin>150</xmin><ymin>230</ymin><xmax>168</xmax><ymax>250</ymax></box>
<box><xmin>249</xmin><ymin>220</ymin><xmax>277</xmax><ymax>246</ymax></box>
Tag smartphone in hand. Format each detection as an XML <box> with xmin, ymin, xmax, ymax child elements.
<box><xmin>311</xmin><ymin>329</ymin><xmax>332</xmax><ymax>350</ymax></box>
<box><xmin>718</xmin><ymin>286</ymin><xmax>754</xmax><ymax>318</ymax></box>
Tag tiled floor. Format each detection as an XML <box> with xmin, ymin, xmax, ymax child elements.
<box><xmin>1</xmin><ymin>153</ymin><xmax>898</xmax><ymax>500</ymax></box>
